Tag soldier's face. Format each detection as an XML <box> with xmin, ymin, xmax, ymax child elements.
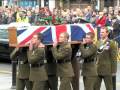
<box><xmin>85</xmin><ymin>35</ymin><xmax>92</xmax><ymax>43</ymax></box>
<box><xmin>59</xmin><ymin>34</ymin><xmax>67</xmax><ymax>43</ymax></box>
<box><xmin>31</xmin><ymin>35</ymin><xmax>39</xmax><ymax>45</ymax></box>
<box><xmin>100</xmin><ymin>28</ymin><xmax>109</xmax><ymax>39</ymax></box>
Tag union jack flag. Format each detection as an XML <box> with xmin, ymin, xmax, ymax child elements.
<box><xmin>16</xmin><ymin>23</ymin><xmax>94</xmax><ymax>46</ymax></box>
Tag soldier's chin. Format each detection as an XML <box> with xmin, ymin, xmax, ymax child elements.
<box><xmin>31</xmin><ymin>42</ymin><xmax>36</xmax><ymax>45</ymax></box>
<box><xmin>58</xmin><ymin>41</ymin><xmax>63</xmax><ymax>43</ymax></box>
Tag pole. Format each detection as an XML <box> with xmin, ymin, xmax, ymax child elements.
<box><xmin>60</xmin><ymin>0</ymin><xmax>63</xmax><ymax>8</ymax></box>
<box><xmin>91</xmin><ymin>0</ymin><xmax>96</xmax><ymax>11</ymax></box>
<box><xmin>117</xmin><ymin>0</ymin><xmax>119</xmax><ymax>7</ymax></box>
<box><xmin>37</xmin><ymin>0</ymin><xmax>41</xmax><ymax>7</ymax></box>
<box><xmin>11</xmin><ymin>60</ymin><xmax>17</xmax><ymax>89</ymax></box>
<box><xmin>67</xmin><ymin>0</ymin><xmax>70</xmax><ymax>9</ymax></box>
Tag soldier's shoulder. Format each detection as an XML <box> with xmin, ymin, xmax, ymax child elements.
<box><xmin>64</xmin><ymin>43</ymin><xmax>71</xmax><ymax>48</ymax></box>
<box><xmin>94</xmin><ymin>40</ymin><xmax>100</xmax><ymax>46</ymax></box>
<box><xmin>36</xmin><ymin>47</ymin><xmax>45</xmax><ymax>52</ymax></box>
<box><xmin>93</xmin><ymin>43</ymin><xmax>97</xmax><ymax>48</ymax></box>
<box><xmin>110</xmin><ymin>40</ymin><xmax>118</xmax><ymax>46</ymax></box>
<box><xmin>110</xmin><ymin>39</ymin><xmax>117</xmax><ymax>43</ymax></box>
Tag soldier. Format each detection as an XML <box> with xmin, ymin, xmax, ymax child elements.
<box><xmin>27</xmin><ymin>33</ymin><xmax>48</xmax><ymax>90</ymax></box>
<box><xmin>71</xmin><ymin>44</ymin><xmax>80</xmax><ymax>90</ymax></box>
<box><xmin>10</xmin><ymin>47</ymin><xmax>32</xmax><ymax>90</ymax></box>
<box><xmin>94</xmin><ymin>27</ymin><xmax>118</xmax><ymax>90</ymax></box>
<box><xmin>52</xmin><ymin>32</ymin><xmax>74</xmax><ymax>90</ymax></box>
<box><xmin>80</xmin><ymin>32</ymin><xmax>97</xmax><ymax>90</ymax></box>
<box><xmin>45</xmin><ymin>45</ymin><xmax>58</xmax><ymax>90</ymax></box>
<box><xmin>109</xmin><ymin>20</ymin><xmax>119</xmax><ymax>90</ymax></box>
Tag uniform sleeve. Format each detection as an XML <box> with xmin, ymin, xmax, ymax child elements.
<box><xmin>10</xmin><ymin>48</ymin><xmax>19</xmax><ymax>60</ymax></box>
<box><xmin>52</xmin><ymin>45</ymin><xmax>72</xmax><ymax>60</ymax></box>
<box><xmin>80</xmin><ymin>44</ymin><xmax>97</xmax><ymax>58</ymax></box>
<box><xmin>110</xmin><ymin>41</ymin><xmax>118</xmax><ymax>74</ymax></box>
<box><xmin>110</xmin><ymin>41</ymin><xmax>118</xmax><ymax>60</ymax></box>
<box><xmin>28</xmin><ymin>48</ymin><xmax>44</xmax><ymax>64</ymax></box>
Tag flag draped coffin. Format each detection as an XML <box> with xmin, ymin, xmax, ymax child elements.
<box><xmin>8</xmin><ymin>23</ymin><xmax>94</xmax><ymax>47</ymax></box>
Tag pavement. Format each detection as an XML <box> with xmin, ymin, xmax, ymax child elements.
<box><xmin>0</xmin><ymin>62</ymin><xmax>120</xmax><ymax>90</ymax></box>
<box><xmin>0</xmin><ymin>63</ymin><xmax>12</xmax><ymax>90</ymax></box>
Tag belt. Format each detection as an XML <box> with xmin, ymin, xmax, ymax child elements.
<box><xmin>57</xmin><ymin>59</ymin><xmax>71</xmax><ymax>64</ymax></box>
<box><xmin>31</xmin><ymin>63</ymin><xmax>44</xmax><ymax>68</ymax></box>
<box><xmin>84</xmin><ymin>59</ymin><xmax>95</xmax><ymax>63</ymax></box>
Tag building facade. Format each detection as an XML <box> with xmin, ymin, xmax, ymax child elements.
<box><xmin>56</xmin><ymin>0</ymin><xmax>120</xmax><ymax>10</ymax></box>
<box><xmin>1</xmin><ymin>0</ymin><xmax>120</xmax><ymax>11</ymax></box>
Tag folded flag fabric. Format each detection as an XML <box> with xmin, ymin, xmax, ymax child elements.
<box><xmin>16</xmin><ymin>23</ymin><xmax>94</xmax><ymax>46</ymax></box>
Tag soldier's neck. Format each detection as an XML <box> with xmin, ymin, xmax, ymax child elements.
<box><xmin>101</xmin><ymin>37</ymin><xmax>108</xmax><ymax>41</ymax></box>
<box><xmin>101</xmin><ymin>37</ymin><xmax>109</xmax><ymax>44</ymax></box>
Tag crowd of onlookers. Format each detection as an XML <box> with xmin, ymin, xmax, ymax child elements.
<box><xmin>0</xmin><ymin>5</ymin><xmax>120</xmax><ymax>26</ymax></box>
<box><xmin>0</xmin><ymin>5</ymin><xmax>120</xmax><ymax>47</ymax></box>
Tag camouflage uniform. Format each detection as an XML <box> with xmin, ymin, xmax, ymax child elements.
<box><xmin>27</xmin><ymin>47</ymin><xmax>48</xmax><ymax>90</ymax></box>
<box><xmin>52</xmin><ymin>42</ymin><xmax>74</xmax><ymax>90</ymax></box>
<box><xmin>10</xmin><ymin>47</ymin><xmax>32</xmax><ymax>90</ymax></box>
<box><xmin>80</xmin><ymin>43</ymin><xmax>97</xmax><ymax>90</ymax></box>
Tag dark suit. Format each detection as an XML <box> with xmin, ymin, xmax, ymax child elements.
<box><xmin>10</xmin><ymin>47</ymin><xmax>32</xmax><ymax>90</ymax></box>
<box><xmin>28</xmin><ymin>47</ymin><xmax>48</xmax><ymax>90</ymax></box>
<box><xmin>52</xmin><ymin>42</ymin><xmax>74</xmax><ymax>90</ymax></box>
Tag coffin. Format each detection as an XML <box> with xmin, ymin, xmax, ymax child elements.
<box><xmin>8</xmin><ymin>23</ymin><xmax>95</xmax><ymax>47</ymax></box>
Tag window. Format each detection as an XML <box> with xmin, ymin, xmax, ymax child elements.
<box><xmin>0</xmin><ymin>25</ymin><xmax>8</xmax><ymax>40</ymax></box>
<box><xmin>70</xmin><ymin>0</ymin><xmax>91</xmax><ymax>3</ymax></box>
<box><xmin>19</xmin><ymin>0</ymin><xmax>37</xmax><ymax>7</ymax></box>
<box><xmin>44</xmin><ymin>0</ymin><xmax>49</xmax><ymax>6</ymax></box>
<box><xmin>70</xmin><ymin>0</ymin><xmax>77</xmax><ymax>3</ymax></box>
<box><xmin>82</xmin><ymin>0</ymin><xmax>91</xmax><ymax>3</ymax></box>
<box><xmin>104</xmin><ymin>0</ymin><xmax>114</xmax><ymax>7</ymax></box>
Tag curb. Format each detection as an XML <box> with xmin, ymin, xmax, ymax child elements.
<box><xmin>0</xmin><ymin>70</ymin><xmax>12</xmax><ymax>74</ymax></box>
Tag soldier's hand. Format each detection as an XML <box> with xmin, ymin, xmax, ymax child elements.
<box><xmin>16</xmin><ymin>47</ymin><xmax>19</xmax><ymax>51</ymax></box>
<box><xmin>29</xmin><ymin>42</ymin><xmax>33</xmax><ymax>51</ymax></box>
<box><xmin>53</xmin><ymin>41</ymin><xmax>58</xmax><ymax>47</ymax></box>
<box><xmin>38</xmin><ymin>43</ymin><xmax>45</xmax><ymax>48</ymax></box>
<box><xmin>112</xmin><ymin>73</ymin><xmax>116</xmax><ymax>76</ymax></box>
<box><xmin>81</xmin><ymin>38</ymin><xmax>87</xmax><ymax>45</ymax></box>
